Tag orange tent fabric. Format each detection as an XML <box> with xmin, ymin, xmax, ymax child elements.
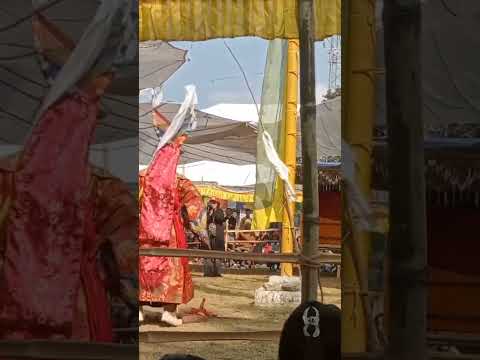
<box><xmin>318</xmin><ymin>191</ymin><xmax>341</xmax><ymax>247</ymax></box>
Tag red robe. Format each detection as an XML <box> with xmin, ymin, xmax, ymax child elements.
<box><xmin>139</xmin><ymin>142</ymin><xmax>204</xmax><ymax>305</ymax></box>
<box><xmin>0</xmin><ymin>89</ymin><xmax>137</xmax><ymax>341</ymax></box>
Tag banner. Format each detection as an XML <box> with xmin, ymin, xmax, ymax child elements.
<box><xmin>253</xmin><ymin>39</ymin><xmax>288</xmax><ymax>229</ymax></box>
<box><xmin>197</xmin><ymin>185</ymin><xmax>303</xmax><ymax>204</ymax></box>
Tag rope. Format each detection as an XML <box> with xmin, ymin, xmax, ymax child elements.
<box><xmin>139</xmin><ymin>248</ymin><xmax>341</xmax><ymax>266</ymax></box>
<box><xmin>140</xmin><ymin>330</ymin><xmax>280</xmax><ymax>343</ymax></box>
<box><xmin>343</xmin><ymin>351</ymin><xmax>480</xmax><ymax>360</ymax></box>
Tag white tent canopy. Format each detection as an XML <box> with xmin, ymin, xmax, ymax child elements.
<box><xmin>177</xmin><ymin>161</ymin><xmax>256</xmax><ymax>187</ymax></box>
<box><xmin>202</xmin><ymin>104</ymin><xmax>260</xmax><ymax>123</ymax></box>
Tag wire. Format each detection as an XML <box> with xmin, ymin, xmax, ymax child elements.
<box><xmin>0</xmin><ymin>0</ymin><xmax>67</xmax><ymax>33</ymax></box>
<box><xmin>139</xmin><ymin>136</ymin><xmax>253</xmax><ymax>165</ymax></box>
<box><xmin>103</xmin><ymin>95</ymin><xmax>137</xmax><ymax>108</ymax></box>
<box><xmin>223</xmin><ymin>40</ymin><xmax>263</xmax><ymax>131</ymax></box>
<box><xmin>440</xmin><ymin>0</ymin><xmax>457</xmax><ymax>17</ymax></box>
<box><xmin>183</xmin><ymin>143</ymin><xmax>252</xmax><ymax>164</ymax></box>
<box><xmin>140</xmin><ymin>60</ymin><xmax>184</xmax><ymax>81</ymax></box>
<box><xmin>97</xmin><ymin>121</ymin><xmax>136</xmax><ymax>135</ymax></box>
<box><xmin>0</xmin><ymin>64</ymin><xmax>48</xmax><ymax>89</ymax></box>
<box><xmin>0</xmin><ymin>42</ymin><xmax>36</xmax><ymax>50</ymax></box>
<box><xmin>102</xmin><ymin>107</ymin><xmax>138</xmax><ymax>124</ymax></box>
<box><xmin>0</xmin><ymin>105</ymin><xmax>33</xmax><ymax>126</ymax></box>
<box><xmin>0</xmin><ymin>79</ymin><xmax>42</xmax><ymax>102</ymax></box>
<box><xmin>0</xmin><ymin>51</ymin><xmax>37</xmax><ymax>61</ymax></box>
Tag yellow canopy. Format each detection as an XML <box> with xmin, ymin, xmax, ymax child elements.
<box><xmin>139</xmin><ymin>0</ymin><xmax>340</xmax><ymax>41</ymax></box>
<box><xmin>196</xmin><ymin>184</ymin><xmax>303</xmax><ymax>204</ymax></box>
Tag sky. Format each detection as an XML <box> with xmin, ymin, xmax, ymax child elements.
<box><xmin>160</xmin><ymin>37</ymin><xmax>338</xmax><ymax>110</ymax></box>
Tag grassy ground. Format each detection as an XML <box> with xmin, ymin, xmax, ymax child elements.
<box><xmin>140</xmin><ymin>272</ymin><xmax>341</xmax><ymax>360</ymax></box>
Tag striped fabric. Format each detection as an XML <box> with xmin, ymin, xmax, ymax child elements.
<box><xmin>139</xmin><ymin>0</ymin><xmax>340</xmax><ymax>41</ymax></box>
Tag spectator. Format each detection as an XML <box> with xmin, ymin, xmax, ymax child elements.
<box><xmin>204</xmin><ymin>199</ymin><xmax>225</xmax><ymax>277</ymax></box>
<box><xmin>225</xmin><ymin>208</ymin><xmax>237</xmax><ymax>249</ymax></box>
<box><xmin>239</xmin><ymin>208</ymin><xmax>253</xmax><ymax>230</ymax></box>
<box><xmin>278</xmin><ymin>301</ymin><xmax>341</xmax><ymax>360</ymax></box>
<box><xmin>225</xmin><ymin>208</ymin><xmax>237</xmax><ymax>230</ymax></box>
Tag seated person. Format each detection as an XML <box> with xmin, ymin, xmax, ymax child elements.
<box><xmin>239</xmin><ymin>208</ymin><xmax>253</xmax><ymax>230</ymax></box>
<box><xmin>278</xmin><ymin>301</ymin><xmax>341</xmax><ymax>360</ymax></box>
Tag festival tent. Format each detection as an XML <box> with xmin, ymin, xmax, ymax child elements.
<box><xmin>0</xmin><ymin>1</ymin><xmax>140</xmax><ymax>190</ymax></box>
<box><xmin>373</xmin><ymin>0</ymin><xmax>480</xmax><ymax>335</ymax></box>
<box><xmin>375</xmin><ymin>0</ymin><xmax>480</xmax><ymax>132</ymax></box>
<box><xmin>139</xmin><ymin>99</ymin><xmax>340</xmax><ymax>168</ymax></box>
<box><xmin>0</xmin><ymin>0</ymin><xmax>138</xmax><ymax>145</ymax></box>
<box><xmin>176</xmin><ymin>161</ymin><xmax>256</xmax><ymax>187</ymax></box>
<box><xmin>297</xmin><ymin>96</ymin><xmax>341</xmax><ymax>162</ymax></box>
<box><xmin>139</xmin><ymin>41</ymin><xmax>187</xmax><ymax>90</ymax></box>
<box><xmin>202</xmin><ymin>104</ymin><xmax>260</xmax><ymax>123</ymax></box>
<box><xmin>139</xmin><ymin>103</ymin><xmax>257</xmax><ymax>166</ymax></box>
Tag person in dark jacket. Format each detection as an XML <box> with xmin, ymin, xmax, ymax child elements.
<box><xmin>204</xmin><ymin>199</ymin><xmax>225</xmax><ymax>277</ymax></box>
<box><xmin>278</xmin><ymin>301</ymin><xmax>341</xmax><ymax>360</ymax></box>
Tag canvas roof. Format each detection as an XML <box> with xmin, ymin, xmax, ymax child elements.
<box><xmin>375</xmin><ymin>0</ymin><xmax>480</xmax><ymax>130</ymax></box>
<box><xmin>0</xmin><ymin>0</ymin><xmax>138</xmax><ymax>145</ymax></box>
<box><xmin>139</xmin><ymin>103</ymin><xmax>257</xmax><ymax>166</ymax></box>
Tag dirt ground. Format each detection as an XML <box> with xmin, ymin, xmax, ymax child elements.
<box><xmin>140</xmin><ymin>271</ymin><xmax>341</xmax><ymax>360</ymax></box>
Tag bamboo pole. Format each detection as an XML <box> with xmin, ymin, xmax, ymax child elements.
<box><xmin>383</xmin><ymin>1</ymin><xmax>427</xmax><ymax>359</ymax></box>
<box><xmin>140</xmin><ymin>330</ymin><xmax>281</xmax><ymax>343</ymax></box>
<box><xmin>139</xmin><ymin>247</ymin><xmax>341</xmax><ymax>264</ymax></box>
<box><xmin>280</xmin><ymin>39</ymin><xmax>299</xmax><ymax>277</ymax></box>
<box><xmin>298</xmin><ymin>0</ymin><xmax>319</xmax><ymax>302</ymax></box>
<box><xmin>342</xmin><ymin>0</ymin><xmax>376</xmax><ymax>352</ymax></box>
<box><xmin>0</xmin><ymin>340</ymin><xmax>137</xmax><ymax>360</ymax></box>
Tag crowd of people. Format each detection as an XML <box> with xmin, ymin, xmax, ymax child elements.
<box><xmin>199</xmin><ymin>202</ymin><xmax>282</xmax><ymax>272</ymax></box>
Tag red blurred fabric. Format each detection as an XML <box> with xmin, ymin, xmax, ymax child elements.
<box><xmin>427</xmin><ymin>206</ymin><xmax>480</xmax><ymax>276</ymax></box>
<box><xmin>139</xmin><ymin>142</ymin><xmax>194</xmax><ymax>304</ymax></box>
<box><xmin>318</xmin><ymin>191</ymin><xmax>341</xmax><ymax>246</ymax></box>
<box><xmin>0</xmin><ymin>90</ymin><xmax>112</xmax><ymax>341</ymax></box>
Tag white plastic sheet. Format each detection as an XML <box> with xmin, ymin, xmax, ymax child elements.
<box><xmin>262</xmin><ymin>131</ymin><xmax>296</xmax><ymax>202</ymax></box>
<box><xmin>156</xmin><ymin>85</ymin><xmax>198</xmax><ymax>151</ymax></box>
<box><xmin>342</xmin><ymin>140</ymin><xmax>378</xmax><ymax>232</ymax></box>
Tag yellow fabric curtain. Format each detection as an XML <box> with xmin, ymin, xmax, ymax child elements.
<box><xmin>139</xmin><ymin>0</ymin><xmax>340</xmax><ymax>41</ymax></box>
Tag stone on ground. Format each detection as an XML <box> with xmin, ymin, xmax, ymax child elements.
<box><xmin>254</xmin><ymin>276</ymin><xmax>301</xmax><ymax>306</ymax></box>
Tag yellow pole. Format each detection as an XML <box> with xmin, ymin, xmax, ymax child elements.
<box><xmin>342</xmin><ymin>0</ymin><xmax>375</xmax><ymax>353</ymax></box>
<box><xmin>280</xmin><ymin>39</ymin><xmax>299</xmax><ymax>277</ymax></box>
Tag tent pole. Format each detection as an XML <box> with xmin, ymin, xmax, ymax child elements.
<box><xmin>280</xmin><ymin>39</ymin><xmax>299</xmax><ymax>278</ymax></box>
<box><xmin>383</xmin><ymin>1</ymin><xmax>427</xmax><ymax>359</ymax></box>
<box><xmin>342</xmin><ymin>0</ymin><xmax>375</xmax><ymax>352</ymax></box>
<box><xmin>298</xmin><ymin>0</ymin><xmax>319</xmax><ymax>302</ymax></box>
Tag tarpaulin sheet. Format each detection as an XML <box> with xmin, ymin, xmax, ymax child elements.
<box><xmin>0</xmin><ymin>0</ymin><xmax>137</xmax><ymax>145</ymax></box>
<box><xmin>375</xmin><ymin>0</ymin><xmax>480</xmax><ymax>130</ymax></box>
<box><xmin>139</xmin><ymin>103</ymin><xmax>257</xmax><ymax>166</ymax></box>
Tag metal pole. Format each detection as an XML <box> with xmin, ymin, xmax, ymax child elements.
<box><xmin>298</xmin><ymin>0</ymin><xmax>319</xmax><ymax>302</ymax></box>
<box><xmin>383</xmin><ymin>1</ymin><xmax>427</xmax><ymax>359</ymax></box>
